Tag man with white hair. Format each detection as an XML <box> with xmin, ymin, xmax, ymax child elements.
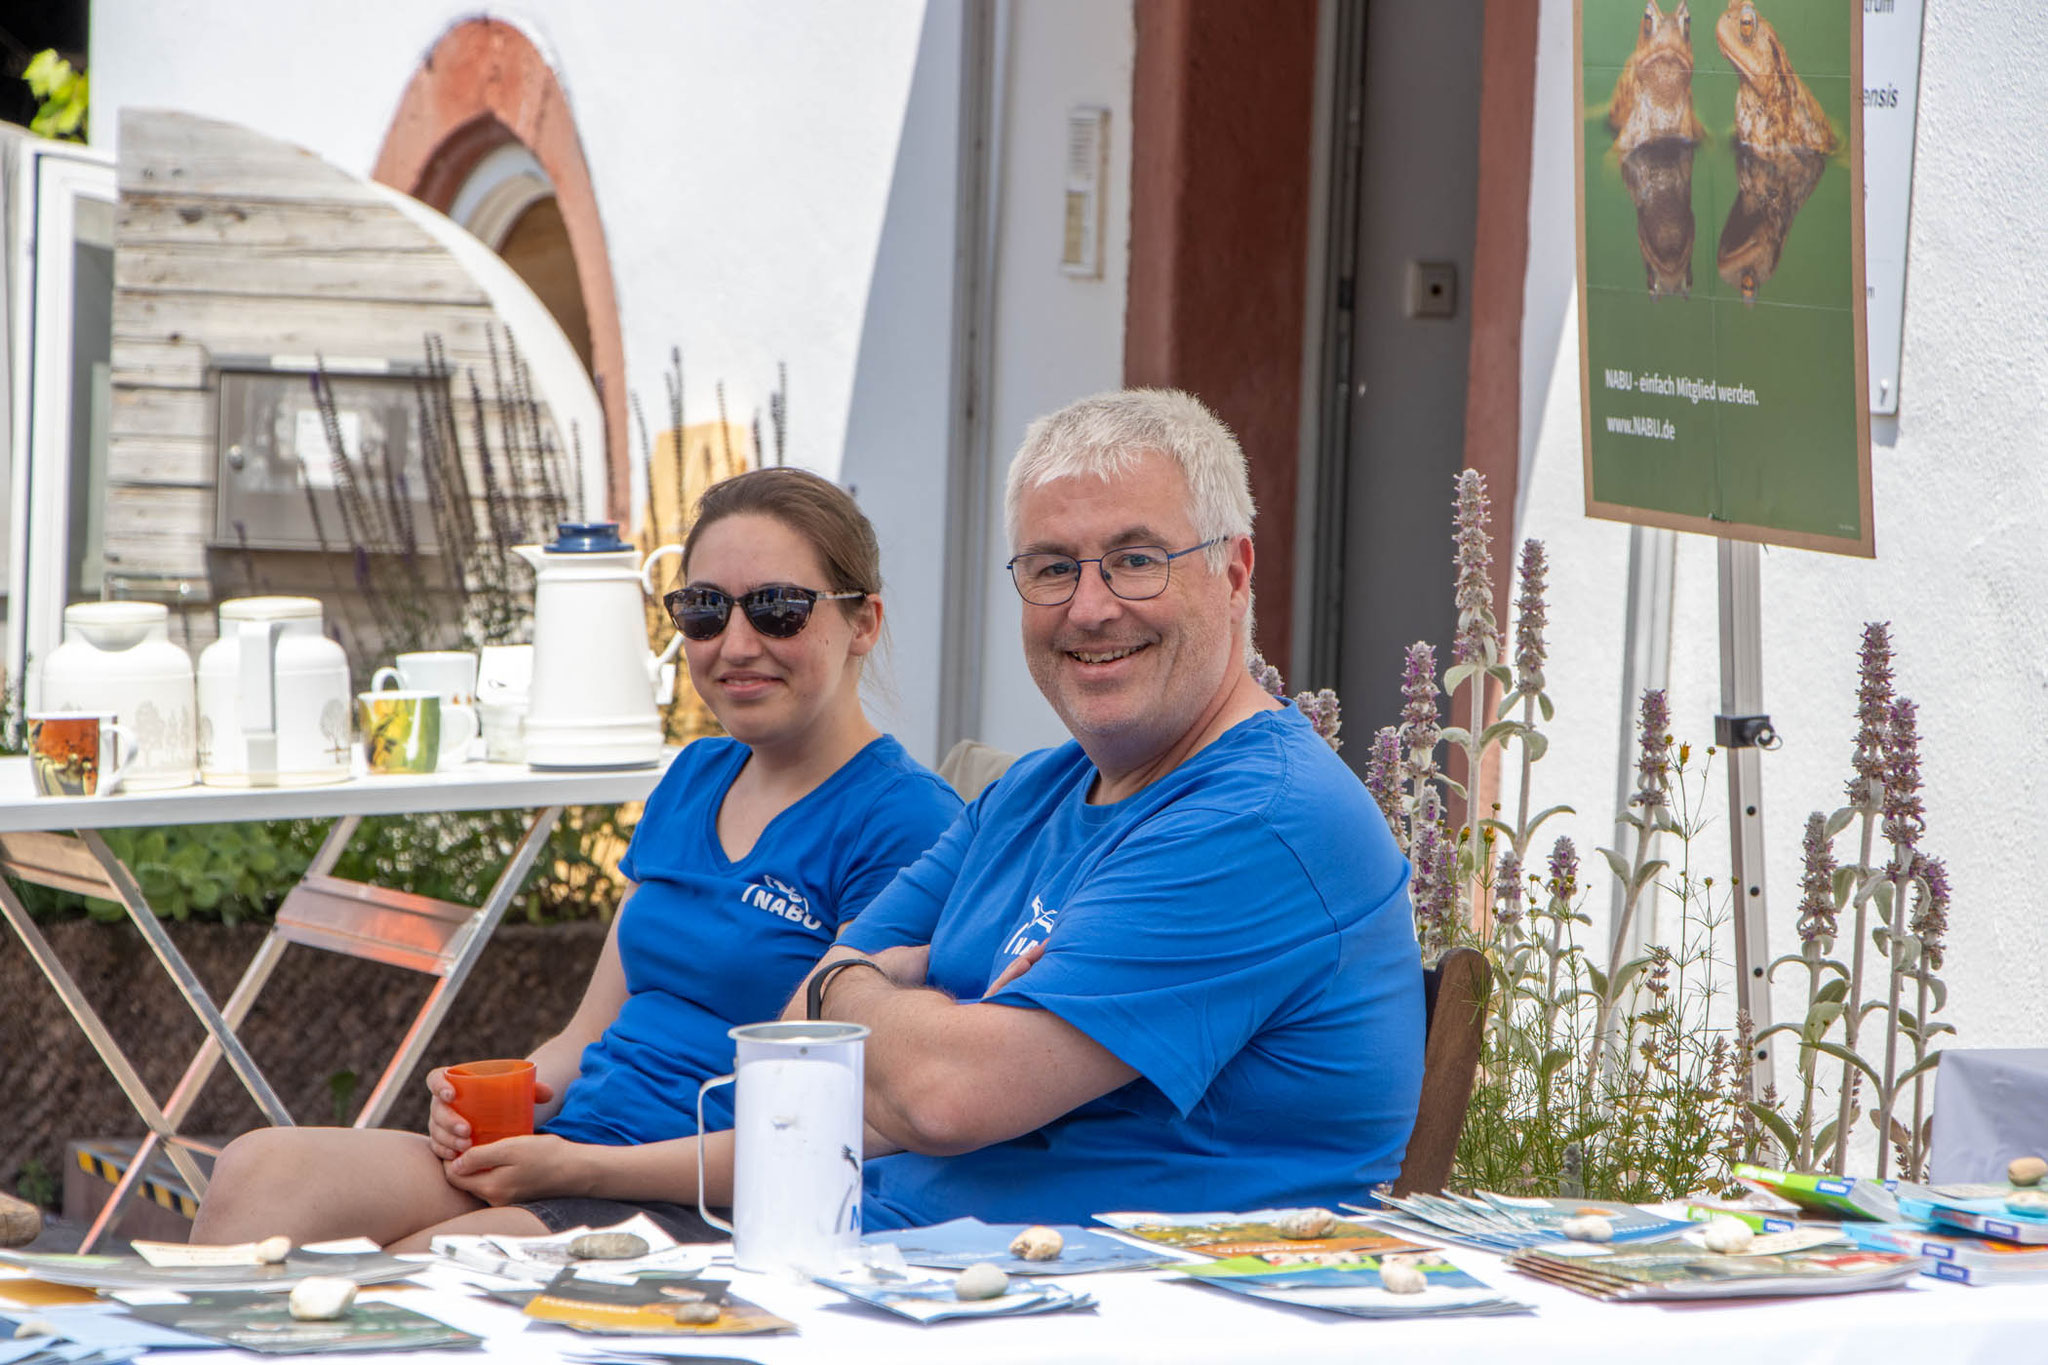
<box><xmin>787</xmin><ymin>387</ymin><xmax>1426</xmax><ymax>1227</ymax></box>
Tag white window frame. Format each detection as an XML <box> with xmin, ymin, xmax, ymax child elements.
<box><xmin>5</xmin><ymin>141</ymin><xmax>116</xmax><ymax>709</ymax></box>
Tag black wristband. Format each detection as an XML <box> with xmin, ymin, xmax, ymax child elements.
<box><xmin>806</xmin><ymin>958</ymin><xmax>890</xmax><ymax>1021</ymax></box>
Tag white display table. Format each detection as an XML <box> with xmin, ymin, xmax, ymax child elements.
<box><xmin>0</xmin><ymin>752</ymin><xmax>676</xmax><ymax>1249</ymax></box>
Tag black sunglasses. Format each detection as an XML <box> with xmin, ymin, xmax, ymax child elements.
<box><xmin>663</xmin><ymin>585</ymin><xmax>867</xmax><ymax>641</ymax></box>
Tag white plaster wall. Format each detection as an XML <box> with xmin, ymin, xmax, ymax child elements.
<box><xmin>1515</xmin><ymin>0</ymin><xmax>2048</xmax><ymax>1131</ymax></box>
<box><xmin>971</xmin><ymin>0</ymin><xmax>1136</xmax><ymax>760</ymax></box>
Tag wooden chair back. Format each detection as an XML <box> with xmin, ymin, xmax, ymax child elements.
<box><xmin>1391</xmin><ymin>945</ymin><xmax>1491</xmax><ymax>1197</ymax></box>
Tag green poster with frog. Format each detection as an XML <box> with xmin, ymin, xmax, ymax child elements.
<box><xmin>1576</xmin><ymin>0</ymin><xmax>1872</xmax><ymax>556</ymax></box>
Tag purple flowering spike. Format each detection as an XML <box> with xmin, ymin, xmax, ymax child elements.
<box><xmin>1796</xmin><ymin>812</ymin><xmax>1839</xmax><ymax>946</ymax></box>
<box><xmin>1365</xmin><ymin>726</ymin><xmax>1406</xmax><ymax>847</ymax></box>
<box><xmin>1247</xmin><ymin>650</ymin><xmax>1286</xmax><ymax>699</ymax></box>
<box><xmin>1547</xmin><ymin>835</ymin><xmax>1580</xmax><ymax>903</ymax></box>
<box><xmin>1848</xmin><ymin>623</ymin><xmax>1895</xmax><ymax>810</ymax></box>
<box><xmin>1399</xmin><ymin>641</ymin><xmax>1441</xmax><ymax>768</ymax></box>
<box><xmin>1451</xmin><ymin>471</ymin><xmax>1499</xmax><ymax>666</ymax></box>
<box><xmin>1496</xmin><ymin>849</ymin><xmax>1524</xmax><ymax>925</ymax></box>
<box><xmin>1629</xmin><ymin>689</ymin><xmax>1673</xmax><ymax>811</ymax></box>
<box><xmin>1513</xmin><ymin>539</ymin><xmax>1549</xmax><ymax>693</ymax></box>
<box><xmin>1882</xmin><ymin>696</ymin><xmax>1925</xmax><ymax>869</ymax></box>
<box><xmin>1911</xmin><ymin>854</ymin><xmax>1950</xmax><ymax>970</ymax></box>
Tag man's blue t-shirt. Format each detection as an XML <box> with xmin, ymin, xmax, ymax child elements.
<box><xmin>541</xmin><ymin>735</ymin><xmax>961</xmax><ymax>1144</ymax></box>
<box><xmin>840</xmin><ymin>704</ymin><xmax>1424</xmax><ymax>1230</ymax></box>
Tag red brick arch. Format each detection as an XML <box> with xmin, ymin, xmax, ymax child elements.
<box><xmin>372</xmin><ymin>17</ymin><xmax>628</xmax><ymax>519</ymax></box>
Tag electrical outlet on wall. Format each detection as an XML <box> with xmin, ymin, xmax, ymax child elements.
<box><xmin>1405</xmin><ymin>261</ymin><xmax>1457</xmax><ymax>320</ymax></box>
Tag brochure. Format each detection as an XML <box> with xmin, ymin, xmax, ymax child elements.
<box><xmin>1732</xmin><ymin>1164</ymin><xmax>1900</xmax><ymax>1221</ymax></box>
<box><xmin>1092</xmin><ymin>1210</ymin><xmax>1431</xmax><ymax>1263</ymax></box>
<box><xmin>1507</xmin><ymin>1241</ymin><xmax>1923</xmax><ymax>1301</ymax></box>
<box><xmin>0</xmin><ymin>1250</ymin><xmax>420</xmax><ymax>1295</ymax></box>
<box><xmin>521</xmin><ymin>1270</ymin><xmax>790</xmax><ymax>1337</ymax></box>
<box><xmin>866</xmin><ymin>1218</ymin><xmax>1171</xmax><ymax>1274</ymax></box>
<box><xmin>813</xmin><ymin>1273</ymin><xmax>1095</xmax><ymax>1324</ymax></box>
<box><xmin>1840</xmin><ymin>1221</ymin><xmax>2048</xmax><ymax>1285</ymax></box>
<box><xmin>430</xmin><ymin>1214</ymin><xmax>705</xmax><ymax>1284</ymax></box>
<box><xmin>123</xmin><ymin>1293</ymin><xmax>478</xmax><ymax>1354</ymax></box>
<box><xmin>1365</xmin><ymin>1193</ymin><xmax>1690</xmax><ymax>1254</ymax></box>
<box><xmin>1914</xmin><ymin>1193</ymin><xmax>2048</xmax><ymax>1247</ymax></box>
<box><xmin>1178</xmin><ymin>1255</ymin><xmax>1530</xmax><ymax>1319</ymax></box>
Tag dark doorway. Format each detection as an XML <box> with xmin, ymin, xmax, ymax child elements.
<box><xmin>1303</xmin><ymin>0</ymin><xmax>1488</xmax><ymax>756</ymax></box>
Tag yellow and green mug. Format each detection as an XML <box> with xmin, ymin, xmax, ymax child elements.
<box><xmin>358</xmin><ymin>690</ymin><xmax>443</xmax><ymax>775</ymax></box>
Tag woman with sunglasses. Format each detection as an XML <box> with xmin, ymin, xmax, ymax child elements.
<box><xmin>192</xmin><ymin>468</ymin><xmax>962</xmax><ymax>1250</ymax></box>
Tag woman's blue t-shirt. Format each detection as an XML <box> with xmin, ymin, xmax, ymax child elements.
<box><xmin>540</xmin><ymin>734</ymin><xmax>961</xmax><ymax>1144</ymax></box>
<box><xmin>841</xmin><ymin>705</ymin><xmax>1424</xmax><ymax>1230</ymax></box>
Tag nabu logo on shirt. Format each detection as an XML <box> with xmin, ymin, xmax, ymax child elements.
<box><xmin>740</xmin><ymin>874</ymin><xmax>824</xmax><ymax>933</ymax></box>
<box><xmin>1001</xmin><ymin>894</ymin><xmax>1061</xmax><ymax>959</ymax></box>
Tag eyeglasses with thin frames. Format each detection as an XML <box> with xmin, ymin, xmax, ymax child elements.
<box><xmin>663</xmin><ymin>585</ymin><xmax>867</xmax><ymax>641</ymax></box>
<box><xmin>1005</xmin><ymin>537</ymin><xmax>1224</xmax><ymax>607</ymax></box>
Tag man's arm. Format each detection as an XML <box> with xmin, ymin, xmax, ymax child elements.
<box><xmin>806</xmin><ymin>959</ymin><xmax>1137</xmax><ymax>1157</ymax></box>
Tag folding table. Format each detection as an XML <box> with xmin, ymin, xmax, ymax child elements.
<box><xmin>0</xmin><ymin>751</ymin><xmax>675</xmax><ymax>1248</ymax></box>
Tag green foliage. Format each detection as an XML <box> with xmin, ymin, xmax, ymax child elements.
<box><xmin>23</xmin><ymin>51</ymin><xmax>88</xmax><ymax>142</ymax></box>
<box><xmin>1454</xmin><ymin>748</ymin><xmax>1781</xmax><ymax>1201</ymax></box>
<box><xmin>13</xmin><ymin>806</ymin><xmax>632</xmax><ymax>926</ymax></box>
<box><xmin>14</xmin><ymin>1156</ymin><xmax>57</xmax><ymax>1210</ymax></box>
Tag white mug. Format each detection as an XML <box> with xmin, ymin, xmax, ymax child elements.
<box><xmin>372</xmin><ymin>652</ymin><xmax>479</xmax><ymax>764</ymax></box>
<box><xmin>699</xmin><ymin>1022</ymin><xmax>868</xmax><ymax>1275</ymax></box>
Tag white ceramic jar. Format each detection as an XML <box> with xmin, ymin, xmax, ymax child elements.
<box><xmin>196</xmin><ymin>596</ymin><xmax>352</xmax><ymax>787</ymax></box>
<box><xmin>39</xmin><ymin>602</ymin><xmax>199</xmax><ymax>791</ymax></box>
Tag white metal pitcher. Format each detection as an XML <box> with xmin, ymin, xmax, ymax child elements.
<box><xmin>698</xmin><ymin>1021</ymin><xmax>868</xmax><ymax>1275</ymax></box>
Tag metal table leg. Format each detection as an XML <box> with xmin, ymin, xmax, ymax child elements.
<box><xmin>79</xmin><ymin>816</ymin><xmax>365</xmax><ymax>1243</ymax></box>
<box><xmin>0</xmin><ymin>878</ymin><xmax>212</xmax><ymax>1209</ymax></box>
<box><xmin>78</xmin><ymin>829</ymin><xmax>294</xmax><ymax>1127</ymax></box>
<box><xmin>351</xmin><ymin>805</ymin><xmax>565</xmax><ymax>1127</ymax></box>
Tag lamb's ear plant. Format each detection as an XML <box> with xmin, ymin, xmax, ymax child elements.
<box><xmin>1587</xmin><ymin>691</ymin><xmax>1674</xmax><ymax>1083</ymax></box>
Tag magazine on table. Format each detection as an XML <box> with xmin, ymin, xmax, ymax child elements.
<box><xmin>122</xmin><ymin>1293</ymin><xmax>478</xmax><ymax>1354</ymax></box>
<box><xmin>1092</xmin><ymin>1209</ymin><xmax>1432</xmax><ymax>1262</ymax></box>
<box><xmin>430</xmin><ymin>1214</ymin><xmax>706</xmax><ymax>1284</ymax></box>
<box><xmin>1732</xmin><ymin>1164</ymin><xmax>1903</xmax><ymax>1222</ymax></box>
<box><xmin>813</xmin><ymin>1272</ymin><xmax>1095</xmax><ymax>1324</ymax></box>
<box><xmin>521</xmin><ymin>1269</ymin><xmax>790</xmax><ymax>1336</ymax></box>
<box><xmin>1359</xmin><ymin>1193</ymin><xmax>1690</xmax><ymax>1254</ymax></box>
<box><xmin>0</xmin><ymin>1248</ymin><xmax>420</xmax><ymax>1294</ymax></box>
<box><xmin>865</xmin><ymin>1217</ymin><xmax>1172</xmax><ymax>1274</ymax></box>
<box><xmin>1839</xmin><ymin>1221</ymin><xmax>2048</xmax><ymax>1285</ymax></box>
<box><xmin>1912</xmin><ymin>1193</ymin><xmax>2048</xmax><ymax>1247</ymax></box>
<box><xmin>1177</xmin><ymin>1254</ymin><xmax>1531</xmax><ymax>1319</ymax></box>
<box><xmin>1506</xmin><ymin>1241</ymin><xmax>1923</xmax><ymax>1301</ymax></box>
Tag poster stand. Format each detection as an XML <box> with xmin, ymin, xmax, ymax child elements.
<box><xmin>1716</xmin><ymin>537</ymin><xmax>1777</xmax><ymax>1096</ymax></box>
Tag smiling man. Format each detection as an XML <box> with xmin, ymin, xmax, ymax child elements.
<box><xmin>790</xmin><ymin>388</ymin><xmax>1424</xmax><ymax>1227</ymax></box>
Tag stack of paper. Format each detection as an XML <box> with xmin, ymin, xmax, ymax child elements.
<box><xmin>1841</xmin><ymin>1221</ymin><xmax>2048</xmax><ymax>1285</ymax></box>
<box><xmin>1507</xmin><ymin>1240</ymin><xmax>1922</xmax><ymax>1301</ymax></box>
<box><xmin>1733</xmin><ymin>1164</ymin><xmax>1903</xmax><ymax>1221</ymax></box>
<box><xmin>1092</xmin><ymin>1209</ymin><xmax>1432</xmax><ymax>1263</ymax></box>
<box><xmin>1178</xmin><ymin>1254</ymin><xmax>1530</xmax><ymax>1319</ymax></box>
<box><xmin>121</xmin><ymin>1294</ymin><xmax>481</xmax><ymax>1354</ymax></box>
<box><xmin>1913</xmin><ymin>1191</ymin><xmax>2048</xmax><ymax>1246</ymax></box>
<box><xmin>814</xmin><ymin>1274</ymin><xmax>1095</xmax><ymax>1324</ymax></box>
<box><xmin>520</xmin><ymin>1269</ymin><xmax>790</xmax><ymax>1337</ymax></box>
<box><xmin>0</xmin><ymin>1249</ymin><xmax>420</xmax><ymax>1294</ymax></box>
<box><xmin>430</xmin><ymin>1215</ymin><xmax>705</xmax><ymax>1284</ymax></box>
<box><xmin>1362</xmin><ymin>1192</ymin><xmax>1692</xmax><ymax>1254</ymax></box>
<box><xmin>867</xmin><ymin>1217</ymin><xmax>1172</xmax><ymax>1273</ymax></box>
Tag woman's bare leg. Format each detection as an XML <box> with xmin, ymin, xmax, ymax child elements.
<box><xmin>193</xmin><ymin>1127</ymin><xmax>485</xmax><ymax>1247</ymax></box>
<box><xmin>387</xmin><ymin>1205</ymin><xmax>550</xmax><ymax>1253</ymax></box>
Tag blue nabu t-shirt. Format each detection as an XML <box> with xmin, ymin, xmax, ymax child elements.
<box><xmin>840</xmin><ymin>704</ymin><xmax>1424</xmax><ymax>1230</ymax></box>
<box><xmin>540</xmin><ymin>735</ymin><xmax>961</xmax><ymax>1144</ymax></box>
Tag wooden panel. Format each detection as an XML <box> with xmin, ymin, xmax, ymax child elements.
<box><xmin>120</xmin><ymin>196</ymin><xmax>436</xmax><ymax>253</ymax></box>
<box><xmin>111</xmin><ymin>337</ymin><xmax>212</xmax><ymax>389</ymax></box>
<box><xmin>118</xmin><ymin>247</ymin><xmax>486</xmax><ymax>307</ymax></box>
<box><xmin>110</xmin><ymin>386</ymin><xmax>213</xmax><ymax>441</ymax></box>
<box><xmin>113</xmin><ymin>290</ymin><xmax>501</xmax><ymax>361</ymax></box>
<box><xmin>120</xmin><ymin>110</ymin><xmax>381</xmax><ymax>203</ymax></box>
<box><xmin>105</xmin><ymin>435</ymin><xmax>214</xmax><ymax>487</ymax></box>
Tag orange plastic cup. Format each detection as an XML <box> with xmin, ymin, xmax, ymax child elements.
<box><xmin>444</xmin><ymin>1058</ymin><xmax>536</xmax><ymax>1148</ymax></box>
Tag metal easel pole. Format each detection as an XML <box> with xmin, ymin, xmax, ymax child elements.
<box><xmin>1717</xmin><ymin>537</ymin><xmax>1777</xmax><ymax>1096</ymax></box>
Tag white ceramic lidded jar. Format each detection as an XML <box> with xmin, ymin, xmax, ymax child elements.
<box><xmin>40</xmin><ymin>602</ymin><xmax>199</xmax><ymax>791</ymax></box>
<box><xmin>196</xmin><ymin>596</ymin><xmax>352</xmax><ymax>787</ymax></box>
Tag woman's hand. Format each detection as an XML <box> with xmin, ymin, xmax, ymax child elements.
<box><xmin>442</xmin><ymin>1134</ymin><xmax>589</xmax><ymax>1206</ymax></box>
<box><xmin>424</xmin><ymin>1067</ymin><xmax>555</xmax><ymax>1161</ymax></box>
